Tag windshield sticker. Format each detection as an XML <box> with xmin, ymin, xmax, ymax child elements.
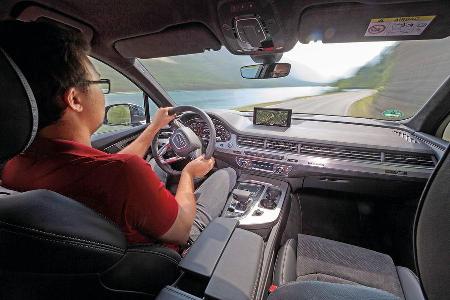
<box><xmin>382</xmin><ymin>109</ymin><xmax>404</xmax><ymax>118</ymax></box>
<box><xmin>365</xmin><ymin>16</ymin><xmax>435</xmax><ymax>37</ymax></box>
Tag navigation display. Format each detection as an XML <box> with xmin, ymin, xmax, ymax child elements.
<box><xmin>253</xmin><ymin>107</ymin><xmax>292</xmax><ymax>127</ymax></box>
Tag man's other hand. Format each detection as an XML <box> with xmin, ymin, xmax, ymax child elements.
<box><xmin>151</xmin><ymin>107</ymin><xmax>175</xmax><ymax>130</ymax></box>
<box><xmin>184</xmin><ymin>155</ymin><xmax>215</xmax><ymax>178</ymax></box>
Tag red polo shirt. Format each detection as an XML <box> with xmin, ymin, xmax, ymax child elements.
<box><xmin>1</xmin><ymin>137</ymin><xmax>179</xmax><ymax>244</ymax></box>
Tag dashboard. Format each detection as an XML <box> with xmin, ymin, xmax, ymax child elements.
<box><xmin>178</xmin><ymin>110</ymin><xmax>442</xmax><ymax>182</ymax></box>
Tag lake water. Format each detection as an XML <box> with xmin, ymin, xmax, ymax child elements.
<box><xmin>105</xmin><ymin>86</ymin><xmax>332</xmax><ymax>114</ymax></box>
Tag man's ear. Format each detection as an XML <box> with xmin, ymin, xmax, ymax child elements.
<box><xmin>62</xmin><ymin>87</ymin><xmax>83</xmax><ymax>112</ymax></box>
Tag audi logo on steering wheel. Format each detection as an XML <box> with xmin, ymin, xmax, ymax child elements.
<box><xmin>172</xmin><ymin>133</ymin><xmax>187</xmax><ymax>149</ymax></box>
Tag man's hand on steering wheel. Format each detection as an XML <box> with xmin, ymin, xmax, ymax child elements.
<box><xmin>184</xmin><ymin>155</ymin><xmax>215</xmax><ymax>178</ymax></box>
<box><xmin>152</xmin><ymin>107</ymin><xmax>176</xmax><ymax>130</ymax></box>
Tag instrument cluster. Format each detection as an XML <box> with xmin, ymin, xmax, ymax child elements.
<box><xmin>181</xmin><ymin>115</ymin><xmax>231</xmax><ymax>143</ymax></box>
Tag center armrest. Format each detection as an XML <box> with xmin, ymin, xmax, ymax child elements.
<box><xmin>179</xmin><ymin>217</ymin><xmax>238</xmax><ymax>277</ymax></box>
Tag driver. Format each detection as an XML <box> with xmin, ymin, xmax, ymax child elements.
<box><xmin>0</xmin><ymin>21</ymin><xmax>236</xmax><ymax>247</ymax></box>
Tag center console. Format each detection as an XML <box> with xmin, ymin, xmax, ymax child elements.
<box><xmin>157</xmin><ymin>173</ymin><xmax>291</xmax><ymax>300</ymax></box>
<box><xmin>222</xmin><ymin>176</ymin><xmax>288</xmax><ymax>228</ymax></box>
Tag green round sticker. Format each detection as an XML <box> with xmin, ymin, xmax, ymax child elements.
<box><xmin>382</xmin><ymin>109</ymin><xmax>404</xmax><ymax>118</ymax></box>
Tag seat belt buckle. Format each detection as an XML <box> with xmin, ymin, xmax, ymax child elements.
<box><xmin>268</xmin><ymin>284</ymin><xmax>278</xmax><ymax>293</ymax></box>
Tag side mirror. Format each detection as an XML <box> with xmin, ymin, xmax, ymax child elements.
<box><xmin>104</xmin><ymin>104</ymin><xmax>146</xmax><ymax>126</ymax></box>
<box><xmin>240</xmin><ymin>63</ymin><xmax>291</xmax><ymax>79</ymax></box>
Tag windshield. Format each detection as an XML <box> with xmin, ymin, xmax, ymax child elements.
<box><xmin>138</xmin><ymin>37</ymin><xmax>450</xmax><ymax>120</ymax></box>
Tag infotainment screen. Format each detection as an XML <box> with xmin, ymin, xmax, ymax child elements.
<box><xmin>253</xmin><ymin>107</ymin><xmax>292</xmax><ymax>127</ymax></box>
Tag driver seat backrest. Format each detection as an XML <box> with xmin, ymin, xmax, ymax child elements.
<box><xmin>0</xmin><ymin>48</ymin><xmax>181</xmax><ymax>299</ymax></box>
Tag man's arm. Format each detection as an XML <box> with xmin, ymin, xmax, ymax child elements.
<box><xmin>159</xmin><ymin>155</ymin><xmax>215</xmax><ymax>244</ymax></box>
<box><xmin>118</xmin><ymin>107</ymin><xmax>174</xmax><ymax>157</ymax></box>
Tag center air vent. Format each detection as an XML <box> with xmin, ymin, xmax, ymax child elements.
<box><xmin>237</xmin><ymin>136</ymin><xmax>298</xmax><ymax>153</ymax></box>
<box><xmin>236</xmin><ymin>135</ymin><xmax>436</xmax><ymax>167</ymax></box>
<box><xmin>384</xmin><ymin>152</ymin><xmax>435</xmax><ymax>167</ymax></box>
<box><xmin>300</xmin><ymin>144</ymin><xmax>381</xmax><ymax>162</ymax></box>
<box><xmin>237</xmin><ymin>136</ymin><xmax>265</xmax><ymax>148</ymax></box>
<box><xmin>266</xmin><ymin>140</ymin><xmax>298</xmax><ymax>153</ymax></box>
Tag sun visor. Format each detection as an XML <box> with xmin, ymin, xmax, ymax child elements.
<box><xmin>114</xmin><ymin>23</ymin><xmax>221</xmax><ymax>58</ymax></box>
<box><xmin>298</xmin><ymin>2</ymin><xmax>450</xmax><ymax>44</ymax></box>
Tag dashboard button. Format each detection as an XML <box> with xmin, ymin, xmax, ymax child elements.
<box><xmin>252</xmin><ymin>209</ymin><xmax>264</xmax><ymax>216</ymax></box>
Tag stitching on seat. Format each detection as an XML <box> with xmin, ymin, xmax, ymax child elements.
<box><xmin>250</xmin><ymin>241</ymin><xmax>265</xmax><ymax>300</ymax></box>
<box><xmin>2</xmin><ymin>228</ymin><xmax>124</xmax><ymax>254</ymax></box>
<box><xmin>405</xmin><ymin>267</ymin><xmax>419</xmax><ymax>281</ymax></box>
<box><xmin>297</xmin><ymin>272</ymin><xmax>361</xmax><ymax>286</ymax></box>
<box><xmin>0</xmin><ymin>219</ymin><xmax>124</xmax><ymax>252</ymax></box>
<box><xmin>127</xmin><ymin>249</ymin><xmax>179</xmax><ymax>265</ymax></box>
<box><xmin>396</xmin><ymin>267</ymin><xmax>406</xmax><ymax>297</ymax></box>
<box><xmin>281</xmin><ymin>242</ymin><xmax>288</xmax><ymax>284</ymax></box>
<box><xmin>281</xmin><ymin>239</ymin><xmax>293</xmax><ymax>284</ymax></box>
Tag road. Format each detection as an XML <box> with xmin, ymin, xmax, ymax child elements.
<box><xmin>267</xmin><ymin>89</ymin><xmax>377</xmax><ymax>115</ymax></box>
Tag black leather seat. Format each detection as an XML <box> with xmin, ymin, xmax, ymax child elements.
<box><xmin>270</xmin><ymin>147</ymin><xmax>450</xmax><ymax>299</ymax></box>
<box><xmin>0</xmin><ymin>49</ymin><xmax>180</xmax><ymax>299</ymax></box>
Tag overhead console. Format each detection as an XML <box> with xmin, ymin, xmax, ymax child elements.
<box><xmin>217</xmin><ymin>0</ymin><xmax>296</xmax><ymax>55</ymax></box>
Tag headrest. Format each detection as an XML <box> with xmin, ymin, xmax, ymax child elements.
<box><xmin>0</xmin><ymin>48</ymin><xmax>38</xmax><ymax>162</ymax></box>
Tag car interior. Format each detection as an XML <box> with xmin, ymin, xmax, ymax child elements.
<box><xmin>0</xmin><ymin>0</ymin><xmax>449</xmax><ymax>299</ymax></box>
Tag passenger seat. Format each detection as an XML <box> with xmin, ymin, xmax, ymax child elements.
<box><xmin>269</xmin><ymin>144</ymin><xmax>450</xmax><ymax>300</ymax></box>
<box><xmin>272</xmin><ymin>234</ymin><xmax>416</xmax><ymax>299</ymax></box>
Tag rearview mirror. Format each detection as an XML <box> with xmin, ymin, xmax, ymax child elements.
<box><xmin>240</xmin><ymin>63</ymin><xmax>291</xmax><ymax>79</ymax></box>
<box><xmin>104</xmin><ymin>104</ymin><xmax>146</xmax><ymax>126</ymax></box>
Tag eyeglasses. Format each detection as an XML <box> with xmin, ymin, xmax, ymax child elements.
<box><xmin>82</xmin><ymin>79</ymin><xmax>111</xmax><ymax>94</ymax></box>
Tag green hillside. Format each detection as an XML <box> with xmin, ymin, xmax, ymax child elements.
<box><xmin>93</xmin><ymin>48</ymin><xmax>322</xmax><ymax>93</ymax></box>
<box><xmin>141</xmin><ymin>48</ymin><xmax>321</xmax><ymax>90</ymax></box>
<box><xmin>333</xmin><ymin>46</ymin><xmax>396</xmax><ymax>90</ymax></box>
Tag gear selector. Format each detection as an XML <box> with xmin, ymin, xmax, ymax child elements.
<box><xmin>232</xmin><ymin>189</ymin><xmax>252</xmax><ymax>211</ymax></box>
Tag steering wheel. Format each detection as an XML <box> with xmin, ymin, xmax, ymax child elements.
<box><xmin>151</xmin><ymin>106</ymin><xmax>216</xmax><ymax>176</ymax></box>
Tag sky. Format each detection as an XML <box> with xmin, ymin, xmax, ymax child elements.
<box><xmin>284</xmin><ymin>41</ymin><xmax>396</xmax><ymax>82</ymax></box>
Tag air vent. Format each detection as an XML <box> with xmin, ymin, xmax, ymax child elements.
<box><xmin>237</xmin><ymin>136</ymin><xmax>265</xmax><ymax>148</ymax></box>
<box><xmin>393</xmin><ymin>130</ymin><xmax>418</xmax><ymax>143</ymax></box>
<box><xmin>266</xmin><ymin>140</ymin><xmax>298</xmax><ymax>153</ymax></box>
<box><xmin>300</xmin><ymin>144</ymin><xmax>381</xmax><ymax>162</ymax></box>
<box><xmin>384</xmin><ymin>152</ymin><xmax>435</xmax><ymax>167</ymax></box>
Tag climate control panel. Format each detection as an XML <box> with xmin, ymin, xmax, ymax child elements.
<box><xmin>236</xmin><ymin>157</ymin><xmax>292</xmax><ymax>176</ymax></box>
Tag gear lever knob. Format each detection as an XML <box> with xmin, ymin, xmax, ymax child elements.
<box><xmin>232</xmin><ymin>189</ymin><xmax>252</xmax><ymax>203</ymax></box>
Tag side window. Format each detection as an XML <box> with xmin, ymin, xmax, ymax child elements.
<box><xmin>442</xmin><ymin>122</ymin><xmax>450</xmax><ymax>142</ymax></box>
<box><xmin>89</xmin><ymin>58</ymin><xmax>155</xmax><ymax>135</ymax></box>
<box><xmin>436</xmin><ymin>114</ymin><xmax>450</xmax><ymax>142</ymax></box>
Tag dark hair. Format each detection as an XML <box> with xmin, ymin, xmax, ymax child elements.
<box><xmin>0</xmin><ymin>20</ymin><xmax>91</xmax><ymax>129</ymax></box>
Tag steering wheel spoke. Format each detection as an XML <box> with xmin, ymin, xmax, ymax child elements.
<box><xmin>157</xmin><ymin>143</ymin><xmax>171</xmax><ymax>156</ymax></box>
<box><xmin>163</xmin><ymin>155</ymin><xmax>185</xmax><ymax>164</ymax></box>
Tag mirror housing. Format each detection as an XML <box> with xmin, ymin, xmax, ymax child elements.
<box><xmin>104</xmin><ymin>104</ymin><xmax>146</xmax><ymax>126</ymax></box>
<box><xmin>240</xmin><ymin>63</ymin><xmax>291</xmax><ymax>79</ymax></box>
